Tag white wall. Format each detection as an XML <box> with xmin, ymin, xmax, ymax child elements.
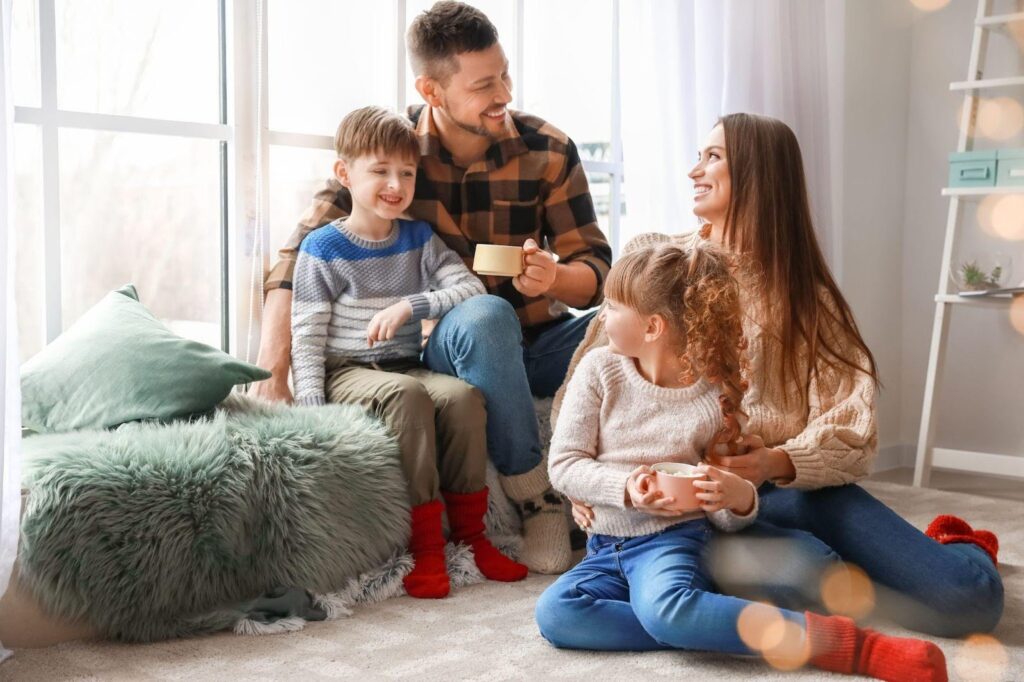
<box><xmin>842</xmin><ymin>0</ymin><xmax>1024</xmax><ymax>466</ymax></box>
<box><xmin>840</xmin><ymin>0</ymin><xmax>915</xmax><ymax>457</ymax></box>
<box><xmin>900</xmin><ymin>0</ymin><xmax>1024</xmax><ymax>459</ymax></box>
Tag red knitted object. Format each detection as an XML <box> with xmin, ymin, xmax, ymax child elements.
<box><xmin>925</xmin><ymin>514</ymin><xmax>999</xmax><ymax>566</ymax></box>
<box><xmin>403</xmin><ymin>499</ymin><xmax>450</xmax><ymax>599</ymax></box>
<box><xmin>443</xmin><ymin>488</ymin><xmax>528</xmax><ymax>582</ymax></box>
<box><xmin>805</xmin><ymin>611</ymin><xmax>948</xmax><ymax>682</ymax></box>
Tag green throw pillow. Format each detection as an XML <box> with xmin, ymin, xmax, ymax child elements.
<box><xmin>21</xmin><ymin>284</ymin><xmax>272</xmax><ymax>434</ymax></box>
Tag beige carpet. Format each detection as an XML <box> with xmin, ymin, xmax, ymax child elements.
<box><xmin>3</xmin><ymin>480</ymin><xmax>1021</xmax><ymax>681</ymax></box>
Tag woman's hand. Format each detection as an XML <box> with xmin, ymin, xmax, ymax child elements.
<box><xmin>569</xmin><ymin>497</ymin><xmax>594</xmax><ymax>529</ymax></box>
<box><xmin>711</xmin><ymin>434</ymin><xmax>796</xmax><ymax>487</ymax></box>
<box><xmin>625</xmin><ymin>466</ymin><xmax>687</xmax><ymax>517</ymax></box>
<box><xmin>693</xmin><ymin>464</ymin><xmax>755</xmax><ymax>515</ymax></box>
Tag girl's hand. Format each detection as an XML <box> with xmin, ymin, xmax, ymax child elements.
<box><xmin>568</xmin><ymin>497</ymin><xmax>594</xmax><ymax>529</ymax></box>
<box><xmin>710</xmin><ymin>434</ymin><xmax>796</xmax><ymax>487</ymax></box>
<box><xmin>694</xmin><ymin>464</ymin><xmax>756</xmax><ymax>515</ymax></box>
<box><xmin>625</xmin><ymin>466</ymin><xmax>686</xmax><ymax>517</ymax></box>
<box><xmin>367</xmin><ymin>300</ymin><xmax>413</xmax><ymax>347</ymax></box>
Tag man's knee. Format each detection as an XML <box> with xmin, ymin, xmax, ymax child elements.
<box><xmin>444</xmin><ymin>295</ymin><xmax>521</xmax><ymax>343</ymax></box>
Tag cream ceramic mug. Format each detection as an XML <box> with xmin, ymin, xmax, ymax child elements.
<box><xmin>472</xmin><ymin>244</ymin><xmax>524</xmax><ymax>277</ymax></box>
<box><xmin>636</xmin><ymin>463</ymin><xmax>707</xmax><ymax>513</ymax></box>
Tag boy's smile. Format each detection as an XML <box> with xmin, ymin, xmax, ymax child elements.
<box><xmin>334</xmin><ymin>152</ymin><xmax>418</xmax><ymax>237</ymax></box>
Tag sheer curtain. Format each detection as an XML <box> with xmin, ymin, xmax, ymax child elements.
<box><xmin>0</xmin><ymin>0</ymin><xmax>22</xmax><ymax>664</ymax></box>
<box><xmin>619</xmin><ymin>0</ymin><xmax>844</xmax><ymax>270</ymax></box>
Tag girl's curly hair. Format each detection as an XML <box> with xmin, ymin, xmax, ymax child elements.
<box><xmin>604</xmin><ymin>243</ymin><xmax>749</xmax><ymax>452</ymax></box>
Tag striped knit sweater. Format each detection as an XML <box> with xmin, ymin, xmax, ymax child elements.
<box><xmin>291</xmin><ymin>218</ymin><xmax>485</xmax><ymax>405</ymax></box>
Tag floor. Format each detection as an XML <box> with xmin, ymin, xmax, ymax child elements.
<box><xmin>2</xmin><ymin>475</ymin><xmax>1022</xmax><ymax>681</ymax></box>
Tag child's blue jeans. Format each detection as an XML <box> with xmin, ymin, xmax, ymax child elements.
<box><xmin>535</xmin><ymin>518</ymin><xmax>838</xmax><ymax>652</ymax></box>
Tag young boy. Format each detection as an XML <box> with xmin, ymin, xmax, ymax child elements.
<box><xmin>291</xmin><ymin>106</ymin><xmax>527</xmax><ymax>598</ymax></box>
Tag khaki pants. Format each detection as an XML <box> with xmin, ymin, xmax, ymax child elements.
<box><xmin>325</xmin><ymin>356</ymin><xmax>487</xmax><ymax>506</ymax></box>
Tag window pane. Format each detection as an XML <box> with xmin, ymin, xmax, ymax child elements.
<box><xmin>404</xmin><ymin>0</ymin><xmax>516</xmax><ymax>111</ymax></box>
<box><xmin>268</xmin><ymin>145</ymin><xmax>337</xmax><ymax>261</ymax></box>
<box><xmin>58</xmin><ymin>130</ymin><xmax>221</xmax><ymax>347</ymax></box>
<box><xmin>269</xmin><ymin>0</ymin><xmax>396</xmax><ymax>135</ymax></box>
<box><xmin>55</xmin><ymin>0</ymin><xmax>219</xmax><ymax>122</ymax></box>
<box><xmin>586</xmin><ymin>171</ymin><xmax>612</xmax><ymax>240</ymax></box>
<box><xmin>13</xmin><ymin>0</ymin><xmax>40</xmax><ymax>107</ymax></box>
<box><xmin>14</xmin><ymin>124</ymin><xmax>45</xmax><ymax>361</ymax></box>
<box><xmin>523</xmin><ymin>0</ymin><xmax>611</xmax><ymax>148</ymax></box>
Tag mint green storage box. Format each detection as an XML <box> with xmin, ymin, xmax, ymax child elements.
<box><xmin>949</xmin><ymin>150</ymin><xmax>996</xmax><ymax>188</ymax></box>
<box><xmin>996</xmin><ymin>148</ymin><xmax>1024</xmax><ymax>187</ymax></box>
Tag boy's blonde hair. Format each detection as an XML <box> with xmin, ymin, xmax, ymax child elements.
<box><xmin>334</xmin><ymin>106</ymin><xmax>419</xmax><ymax>162</ymax></box>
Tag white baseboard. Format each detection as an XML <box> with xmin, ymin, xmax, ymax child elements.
<box><xmin>875</xmin><ymin>444</ymin><xmax>1024</xmax><ymax>479</ymax></box>
<box><xmin>871</xmin><ymin>443</ymin><xmax>915</xmax><ymax>473</ymax></box>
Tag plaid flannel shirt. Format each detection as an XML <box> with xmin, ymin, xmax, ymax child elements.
<box><xmin>265</xmin><ymin>104</ymin><xmax>612</xmax><ymax>329</ymax></box>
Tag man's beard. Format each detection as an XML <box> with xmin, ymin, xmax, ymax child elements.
<box><xmin>440</xmin><ymin>95</ymin><xmax>496</xmax><ymax>140</ymax></box>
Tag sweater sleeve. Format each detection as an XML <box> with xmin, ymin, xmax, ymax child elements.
<box><xmin>406</xmin><ymin>233</ymin><xmax>486</xmax><ymax>322</ymax></box>
<box><xmin>775</xmin><ymin>302</ymin><xmax>879</xmax><ymax>490</ymax></box>
<box><xmin>707</xmin><ymin>480</ymin><xmax>759</xmax><ymax>532</ymax></box>
<box><xmin>290</xmin><ymin>239</ymin><xmax>345</xmax><ymax>406</ymax></box>
<box><xmin>548</xmin><ymin>353</ymin><xmax>633</xmax><ymax>509</ymax></box>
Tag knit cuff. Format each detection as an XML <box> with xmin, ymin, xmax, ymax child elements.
<box><xmin>406</xmin><ymin>294</ymin><xmax>431</xmax><ymax>322</ymax></box>
<box><xmin>295</xmin><ymin>394</ymin><xmax>326</xmax><ymax>407</ymax></box>
<box><xmin>594</xmin><ymin>468</ymin><xmax>633</xmax><ymax>510</ymax></box>
<box><xmin>775</xmin><ymin>442</ymin><xmax>828</xmax><ymax>490</ymax></box>
<box><xmin>500</xmin><ymin>457</ymin><xmax>551</xmax><ymax>502</ymax></box>
<box><xmin>708</xmin><ymin>479</ymin><xmax>759</xmax><ymax>532</ymax></box>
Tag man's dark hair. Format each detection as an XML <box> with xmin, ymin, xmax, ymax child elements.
<box><xmin>407</xmin><ymin>1</ymin><xmax>499</xmax><ymax>84</ymax></box>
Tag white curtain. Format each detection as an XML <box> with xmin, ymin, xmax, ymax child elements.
<box><xmin>619</xmin><ymin>0</ymin><xmax>845</xmax><ymax>270</ymax></box>
<box><xmin>0</xmin><ymin>0</ymin><xmax>22</xmax><ymax>664</ymax></box>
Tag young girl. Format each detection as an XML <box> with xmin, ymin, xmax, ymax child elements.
<box><xmin>535</xmin><ymin>243</ymin><xmax>947</xmax><ymax>682</ymax></box>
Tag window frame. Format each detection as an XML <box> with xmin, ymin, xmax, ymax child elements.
<box><xmin>14</xmin><ymin>0</ymin><xmax>623</xmax><ymax>360</ymax></box>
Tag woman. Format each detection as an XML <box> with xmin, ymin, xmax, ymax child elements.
<box><xmin>556</xmin><ymin>113</ymin><xmax>1003</xmax><ymax>638</ymax></box>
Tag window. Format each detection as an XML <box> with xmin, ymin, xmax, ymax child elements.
<box><xmin>13</xmin><ymin>0</ymin><xmax>229</xmax><ymax>359</ymax></box>
<box><xmin>12</xmin><ymin>0</ymin><xmax>623</xmax><ymax>362</ymax></box>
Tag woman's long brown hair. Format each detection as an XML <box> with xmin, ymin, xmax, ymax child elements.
<box><xmin>714</xmin><ymin>113</ymin><xmax>879</xmax><ymax>395</ymax></box>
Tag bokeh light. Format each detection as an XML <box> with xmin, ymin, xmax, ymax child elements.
<box><xmin>977</xmin><ymin>193</ymin><xmax>1002</xmax><ymax>237</ymax></box>
<box><xmin>909</xmin><ymin>0</ymin><xmax>951</xmax><ymax>10</ymax></box>
<box><xmin>952</xmin><ymin>634</ymin><xmax>1009</xmax><ymax>682</ymax></box>
<box><xmin>977</xmin><ymin>97</ymin><xmax>1024</xmax><ymax>140</ymax></box>
<box><xmin>1010</xmin><ymin>20</ymin><xmax>1024</xmax><ymax>53</ymax></box>
<box><xmin>762</xmin><ymin>620</ymin><xmax>811</xmax><ymax>672</ymax></box>
<box><xmin>954</xmin><ymin>99</ymin><xmax>974</xmax><ymax>137</ymax></box>
<box><xmin>737</xmin><ymin>602</ymin><xmax>787</xmax><ymax>652</ymax></box>
<box><xmin>1010</xmin><ymin>296</ymin><xmax>1024</xmax><ymax>336</ymax></box>
<box><xmin>991</xmin><ymin>195</ymin><xmax>1024</xmax><ymax>241</ymax></box>
<box><xmin>820</xmin><ymin>563</ymin><xmax>876</xmax><ymax>619</ymax></box>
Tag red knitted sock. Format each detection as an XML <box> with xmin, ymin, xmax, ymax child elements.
<box><xmin>443</xmin><ymin>488</ymin><xmax>528</xmax><ymax>582</ymax></box>
<box><xmin>926</xmin><ymin>514</ymin><xmax>999</xmax><ymax>566</ymax></box>
<box><xmin>805</xmin><ymin>611</ymin><xmax>947</xmax><ymax>682</ymax></box>
<box><xmin>403</xmin><ymin>500</ymin><xmax>450</xmax><ymax>599</ymax></box>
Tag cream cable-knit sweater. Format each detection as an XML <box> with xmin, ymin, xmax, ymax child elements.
<box><xmin>549</xmin><ymin>347</ymin><xmax>759</xmax><ymax>538</ymax></box>
<box><xmin>552</xmin><ymin>231</ymin><xmax>879</xmax><ymax>491</ymax></box>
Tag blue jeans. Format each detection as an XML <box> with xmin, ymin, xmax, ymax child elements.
<box><xmin>758</xmin><ymin>483</ymin><xmax>1004</xmax><ymax>637</ymax></box>
<box><xmin>535</xmin><ymin>519</ymin><xmax>838</xmax><ymax>652</ymax></box>
<box><xmin>422</xmin><ymin>295</ymin><xmax>596</xmax><ymax>476</ymax></box>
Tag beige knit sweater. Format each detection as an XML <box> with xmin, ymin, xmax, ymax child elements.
<box><xmin>548</xmin><ymin>346</ymin><xmax>758</xmax><ymax>538</ymax></box>
<box><xmin>552</xmin><ymin>231</ymin><xmax>879</xmax><ymax>490</ymax></box>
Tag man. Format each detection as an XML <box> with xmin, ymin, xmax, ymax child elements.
<box><xmin>253</xmin><ymin>1</ymin><xmax>612</xmax><ymax>574</ymax></box>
